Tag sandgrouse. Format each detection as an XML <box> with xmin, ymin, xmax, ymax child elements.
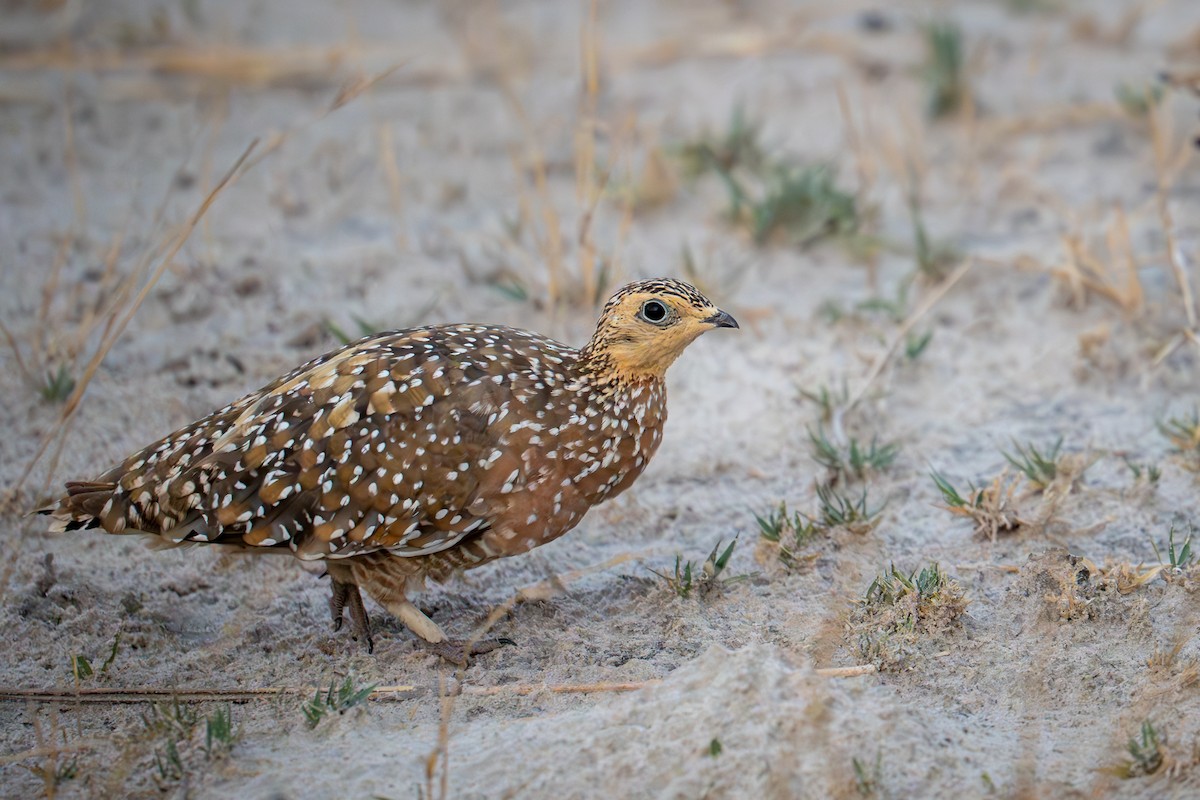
<box><xmin>41</xmin><ymin>278</ymin><xmax>737</xmax><ymax>653</ymax></box>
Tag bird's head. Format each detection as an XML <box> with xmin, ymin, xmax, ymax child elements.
<box><xmin>581</xmin><ymin>278</ymin><xmax>738</xmax><ymax>383</ymax></box>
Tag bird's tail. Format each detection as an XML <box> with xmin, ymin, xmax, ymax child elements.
<box><xmin>34</xmin><ymin>481</ymin><xmax>116</xmax><ymax>532</ymax></box>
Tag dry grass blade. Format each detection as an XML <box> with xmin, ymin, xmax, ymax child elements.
<box><xmin>330</xmin><ymin>63</ymin><xmax>403</xmax><ymax>111</ymax></box>
<box><xmin>843</xmin><ymin>258</ymin><xmax>973</xmax><ymax>420</ymax></box>
<box><xmin>1148</xmin><ymin>100</ymin><xmax>1196</xmax><ymax>329</ymax></box>
<box><xmin>0</xmin><ymin>44</ymin><xmax>353</xmax><ymax>88</ymax></box>
<box><xmin>15</xmin><ymin>138</ymin><xmax>259</xmax><ymax>498</ymax></box>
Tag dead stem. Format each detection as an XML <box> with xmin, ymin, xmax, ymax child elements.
<box><xmin>15</xmin><ymin>138</ymin><xmax>259</xmax><ymax>499</ymax></box>
<box><xmin>840</xmin><ymin>259</ymin><xmax>973</xmax><ymax>434</ymax></box>
<box><xmin>1149</xmin><ymin>102</ymin><xmax>1196</xmax><ymax>329</ymax></box>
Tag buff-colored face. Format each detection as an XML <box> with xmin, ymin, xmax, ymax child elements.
<box><xmin>589</xmin><ymin>279</ymin><xmax>738</xmax><ymax>379</ymax></box>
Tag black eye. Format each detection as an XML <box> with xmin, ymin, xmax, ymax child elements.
<box><xmin>640</xmin><ymin>300</ymin><xmax>668</xmax><ymax>324</ymax></box>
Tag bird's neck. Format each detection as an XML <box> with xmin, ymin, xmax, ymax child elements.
<box><xmin>575</xmin><ymin>344</ymin><xmax>668</xmax><ymax>395</ymax></box>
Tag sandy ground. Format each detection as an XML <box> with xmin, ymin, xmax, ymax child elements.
<box><xmin>3</xmin><ymin>0</ymin><xmax>1200</xmax><ymax>797</ymax></box>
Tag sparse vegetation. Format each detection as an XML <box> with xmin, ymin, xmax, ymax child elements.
<box><xmin>800</xmin><ymin>382</ymin><xmax>850</xmax><ymax>424</ymax></box>
<box><xmin>1002</xmin><ymin>437</ymin><xmax>1063</xmax><ymax>490</ymax></box>
<box><xmin>675</xmin><ymin>105</ymin><xmax>766</xmax><ymax>180</ymax></box>
<box><xmin>204</xmin><ymin>705</ymin><xmax>237</xmax><ymax>760</ymax></box>
<box><xmin>740</xmin><ymin>164</ymin><xmax>860</xmax><ymax>247</ymax></box>
<box><xmin>1159</xmin><ymin>409</ymin><xmax>1200</xmax><ymax>471</ymax></box>
<box><xmin>815</xmin><ymin>483</ymin><xmax>883</xmax><ymax>534</ymax></box>
<box><xmin>1151</xmin><ymin>525</ymin><xmax>1195</xmax><ymax>571</ymax></box>
<box><xmin>1123</xmin><ymin>457</ymin><xmax>1161</xmax><ymax>485</ymax></box>
<box><xmin>651</xmin><ymin>537</ymin><xmax>739</xmax><ymax>598</ymax></box>
<box><xmin>69</xmin><ymin>654</ymin><xmax>93</xmax><ymax>682</ymax></box>
<box><xmin>323</xmin><ymin>314</ymin><xmax>380</xmax><ymax>346</ymax></box>
<box><xmin>39</xmin><ymin>364</ymin><xmax>76</xmax><ymax>404</ymax></box>
<box><xmin>920</xmin><ymin>20</ymin><xmax>969</xmax><ymax>118</ymax></box>
<box><xmin>904</xmin><ymin>330</ymin><xmax>933</xmax><ymax>360</ymax></box>
<box><xmin>676</xmin><ymin>109</ymin><xmax>861</xmax><ymax>250</ymax></box>
<box><xmin>852</xmin><ymin>752</ymin><xmax>883</xmax><ymax>797</ymax></box>
<box><xmin>755</xmin><ymin>502</ymin><xmax>819</xmax><ymax>570</ymax></box>
<box><xmin>1115</xmin><ymin>81</ymin><xmax>1164</xmax><ymax>118</ymax></box>
<box><xmin>141</xmin><ymin>698</ymin><xmax>199</xmax><ymax>785</ymax></box>
<box><xmin>1117</xmin><ymin>720</ymin><xmax>1164</xmax><ymax>779</ymax></box>
<box><xmin>931</xmin><ymin>469</ymin><xmax>1023</xmax><ymax>541</ymax></box>
<box><xmin>808</xmin><ymin>426</ymin><xmax>899</xmax><ymax>482</ymax></box>
<box><xmin>850</xmin><ymin>562</ymin><xmax>968</xmax><ymax>667</ymax></box>
<box><xmin>302</xmin><ymin>675</ymin><xmax>377</xmax><ymax>729</ymax></box>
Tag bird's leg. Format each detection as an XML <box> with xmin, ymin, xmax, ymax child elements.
<box><xmin>381</xmin><ymin>598</ymin><xmax>510</xmax><ymax>665</ymax></box>
<box><xmin>385</xmin><ymin>598</ymin><xmax>447</xmax><ymax>643</ymax></box>
<box><xmin>329</xmin><ymin>578</ymin><xmax>374</xmax><ymax>653</ymax></box>
<box><xmin>424</xmin><ymin>637</ymin><xmax>515</xmax><ymax>667</ymax></box>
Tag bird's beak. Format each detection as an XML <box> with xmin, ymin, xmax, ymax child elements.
<box><xmin>703</xmin><ymin>309</ymin><xmax>739</xmax><ymax>329</ymax></box>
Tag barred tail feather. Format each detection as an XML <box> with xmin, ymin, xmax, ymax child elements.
<box><xmin>36</xmin><ymin>481</ymin><xmax>117</xmax><ymax>533</ymax></box>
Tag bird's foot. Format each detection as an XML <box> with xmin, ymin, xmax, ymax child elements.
<box><xmin>329</xmin><ymin>579</ymin><xmax>375</xmax><ymax>654</ymax></box>
<box><xmin>424</xmin><ymin>637</ymin><xmax>516</xmax><ymax>667</ymax></box>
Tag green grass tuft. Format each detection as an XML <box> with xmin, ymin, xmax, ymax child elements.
<box><xmin>651</xmin><ymin>536</ymin><xmax>739</xmax><ymax>598</ymax></box>
<box><xmin>303</xmin><ymin>675</ymin><xmax>377</xmax><ymax>729</ymax></box>
<box><xmin>1119</xmin><ymin>720</ymin><xmax>1164</xmax><ymax>778</ymax></box>
<box><xmin>1002</xmin><ymin>437</ymin><xmax>1063</xmax><ymax>490</ymax></box>
<box><xmin>675</xmin><ymin>105</ymin><xmax>767</xmax><ymax>180</ymax></box>
<box><xmin>204</xmin><ymin>705</ymin><xmax>237</xmax><ymax>760</ymax></box>
<box><xmin>755</xmin><ymin>502</ymin><xmax>818</xmax><ymax>570</ymax></box>
<box><xmin>808</xmin><ymin>426</ymin><xmax>899</xmax><ymax>481</ymax></box>
<box><xmin>40</xmin><ymin>364</ymin><xmax>76</xmax><ymax>403</ymax></box>
<box><xmin>1114</xmin><ymin>81</ymin><xmax>1164</xmax><ymax>118</ymax></box>
<box><xmin>815</xmin><ymin>483</ymin><xmax>883</xmax><ymax>533</ymax></box>
<box><xmin>921</xmin><ymin>20</ymin><xmax>968</xmax><ymax>119</ymax></box>
<box><xmin>1150</xmin><ymin>525</ymin><xmax>1195</xmax><ymax>570</ymax></box>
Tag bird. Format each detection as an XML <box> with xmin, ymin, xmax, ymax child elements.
<box><xmin>39</xmin><ymin>278</ymin><xmax>738</xmax><ymax>655</ymax></box>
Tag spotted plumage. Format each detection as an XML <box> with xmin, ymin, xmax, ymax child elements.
<box><xmin>40</xmin><ymin>278</ymin><xmax>737</xmax><ymax>652</ymax></box>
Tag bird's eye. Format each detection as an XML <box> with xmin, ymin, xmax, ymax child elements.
<box><xmin>640</xmin><ymin>300</ymin><xmax>669</xmax><ymax>324</ymax></box>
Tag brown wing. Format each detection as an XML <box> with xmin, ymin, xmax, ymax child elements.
<box><xmin>44</xmin><ymin>325</ymin><xmax>575</xmax><ymax>562</ymax></box>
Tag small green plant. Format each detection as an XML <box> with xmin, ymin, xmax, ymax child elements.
<box><xmin>852</xmin><ymin>751</ymin><xmax>883</xmax><ymax>797</ymax></box>
<box><xmin>865</xmin><ymin>563</ymin><xmax>950</xmax><ymax>612</ymax></box>
<box><xmin>921</xmin><ymin>20</ymin><xmax>968</xmax><ymax>118</ymax></box>
<box><xmin>931</xmin><ymin>469</ymin><xmax>978</xmax><ymax>509</ymax></box>
<box><xmin>488</xmin><ymin>277</ymin><xmax>531</xmax><ymax>303</ymax></box>
<box><xmin>142</xmin><ymin>699</ymin><xmax>197</xmax><ymax>785</ymax></box>
<box><xmin>141</xmin><ymin>698</ymin><xmax>199</xmax><ymax>740</ymax></box>
<box><xmin>931</xmin><ymin>469</ymin><xmax>1023</xmax><ymax>541</ymax></box>
<box><xmin>28</xmin><ymin>756</ymin><xmax>78</xmax><ymax>790</ymax></box>
<box><xmin>1002</xmin><ymin>437</ymin><xmax>1063</xmax><ymax>490</ymax></box>
<box><xmin>808</xmin><ymin>426</ymin><xmax>899</xmax><ymax>481</ymax></box>
<box><xmin>69</xmin><ymin>654</ymin><xmax>93</xmax><ymax>682</ymax></box>
<box><xmin>154</xmin><ymin>739</ymin><xmax>185</xmax><ymax>783</ymax></box>
<box><xmin>815</xmin><ymin>483</ymin><xmax>882</xmax><ymax>533</ymax></box>
<box><xmin>755</xmin><ymin>502</ymin><xmax>818</xmax><ymax>570</ymax></box>
<box><xmin>40</xmin><ymin>364</ymin><xmax>76</xmax><ymax>403</ymax></box>
<box><xmin>302</xmin><ymin>675</ymin><xmax>377</xmax><ymax>729</ymax></box>
<box><xmin>204</xmin><ymin>705</ymin><xmax>237</xmax><ymax>760</ymax></box>
<box><xmin>853</xmin><ymin>562</ymin><xmax>968</xmax><ymax>667</ymax></box>
<box><xmin>1150</xmin><ymin>526</ymin><xmax>1195</xmax><ymax>570</ymax></box>
<box><xmin>675</xmin><ymin>105</ymin><xmax>767</xmax><ymax>180</ymax></box>
<box><xmin>322</xmin><ymin>314</ymin><xmax>380</xmax><ymax>346</ymax></box>
<box><xmin>741</xmin><ymin>164</ymin><xmax>859</xmax><ymax>247</ymax></box>
<box><xmin>651</xmin><ymin>536</ymin><xmax>739</xmax><ymax>598</ymax></box>
<box><xmin>799</xmin><ymin>381</ymin><xmax>850</xmax><ymax>423</ymax></box>
<box><xmin>1123</xmin><ymin>457</ymin><xmax>1162</xmax><ymax>485</ymax></box>
<box><xmin>1119</xmin><ymin>720</ymin><xmax>1164</xmax><ymax>778</ymax></box>
<box><xmin>1115</xmin><ymin>82</ymin><xmax>1164</xmax><ymax>118</ymax></box>
<box><xmin>100</xmin><ymin>631</ymin><xmax>122</xmax><ymax>674</ymax></box>
<box><xmin>904</xmin><ymin>331</ymin><xmax>933</xmax><ymax>360</ymax></box>
<box><xmin>1159</xmin><ymin>409</ymin><xmax>1200</xmax><ymax>470</ymax></box>
<box><xmin>908</xmin><ymin>193</ymin><xmax>961</xmax><ymax>281</ymax></box>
